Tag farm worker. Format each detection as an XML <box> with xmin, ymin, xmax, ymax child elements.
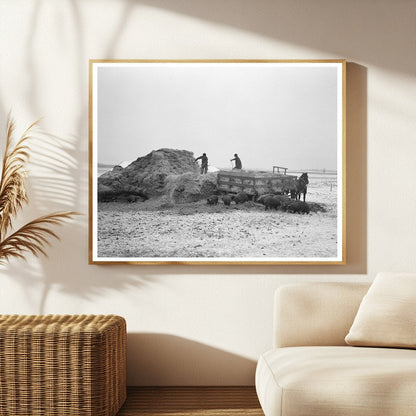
<box><xmin>231</xmin><ymin>153</ymin><xmax>242</xmax><ymax>170</ymax></box>
<box><xmin>195</xmin><ymin>153</ymin><xmax>208</xmax><ymax>174</ymax></box>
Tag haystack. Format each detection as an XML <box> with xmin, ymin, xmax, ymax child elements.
<box><xmin>165</xmin><ymin>172</ymin><xmax>218</xmax><ymax>204</ymax></box>
<box><xmin>98</xmin><ymin>148</ymin><xmax>217</xmax><ymax>203</ymax></box>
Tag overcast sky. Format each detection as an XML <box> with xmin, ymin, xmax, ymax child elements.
<box><xmin>96</xmin><ymin>63</ymin><xmax>341</xmax><ymax>171</ymax></box>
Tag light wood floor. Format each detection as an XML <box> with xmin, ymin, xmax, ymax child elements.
<box><xmin>117</xmin><ymin>386</ymin><xmax>264</xmax><ymax>416</ymax></box>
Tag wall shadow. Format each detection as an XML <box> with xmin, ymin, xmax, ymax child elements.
<box><xmin>127</xmin><ymin>333</ymin><xmax>257</xmax><ymax>386</ymax></box>
<box><xmin>136</xmin><ymin>0</ymin><xmax>413</xmax><ymax>76</ymax></box>
<box><xmin>344</xmin><ymin>63</ymin><xmax>368</xmax><ymax>274</ymax></box>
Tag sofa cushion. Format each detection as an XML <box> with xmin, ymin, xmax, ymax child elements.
<box><xmin>256</xmin><ymin>346</ymin><xmax>416</xmax><ymax>416</ymax></box>
<box><xmin>345</xmin><ymin>272</ymin><xmax>416</xmax><ymax>348</ymax></box>
<box><xmin>274</xmin><ymin>283</ymin><xmax>370</xmax><ymax>348</ymax></box>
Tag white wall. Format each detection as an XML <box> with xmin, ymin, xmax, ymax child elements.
<box><xmin>0</xmin><ymin>0</ymin><xmax>415</xmax><ymax>385</ymax></box>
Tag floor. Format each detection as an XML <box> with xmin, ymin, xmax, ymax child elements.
<box><xmin>117</xmin><ymin>386</ymin><xmax>264</xmax><ymax>416</ymax></box>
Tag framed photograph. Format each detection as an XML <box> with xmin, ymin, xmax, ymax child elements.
<box><xmin>89</xmin><ymin>60</ymin><xmax>346</xmax><ymax>265</ymax></box>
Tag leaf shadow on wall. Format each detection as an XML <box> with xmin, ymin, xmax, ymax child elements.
<box><xmin>126</xmin><ymin>333</ymin><xmax>257</xmax><ymax>386</ymax></box>
<box><xmin>0</xmin><ymin>128</ymin><xmax>153</xmax><ymax>314</ymax></box>
<box><xmin>0</xmin><ymin>0</ymin><xmax>157</xmax><ymax>313</ymax></box>
<box><xmin>23</xmin><ymin>0</ymin><xmax>88</xmax><ymax>210</ymax></box>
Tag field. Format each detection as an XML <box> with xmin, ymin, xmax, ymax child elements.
<box><xmin>96</xmin><ymin>174</ymin><xmax>339</xmax><ymax>260</ymax></box>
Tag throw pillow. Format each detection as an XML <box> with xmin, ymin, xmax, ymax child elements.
<box><xmin>345</xmin><ymin>272</ymin><xmax>416</xmax><ymax>348</ymax></box>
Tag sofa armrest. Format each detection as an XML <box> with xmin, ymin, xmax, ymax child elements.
<box><xmin>274</xmin><ymin>282</ymin><xmax>370</xmax><ymax>348</ymax></box>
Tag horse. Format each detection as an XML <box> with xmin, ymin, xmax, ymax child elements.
<box><xmin>296</xmin><ymin>173</ymin><xmax>309</xmax><ymax>201</ymax></box>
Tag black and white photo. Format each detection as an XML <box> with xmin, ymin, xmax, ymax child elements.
<box><xmin>89</xmin><ymin>60</ymin><xmax>345</xmax><ymax>264</ymax></box>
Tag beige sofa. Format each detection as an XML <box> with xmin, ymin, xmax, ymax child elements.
<box><xmin>255</xmin><ymin>282</ymin><xmax>416</xmax><ymax>416</ymax></box>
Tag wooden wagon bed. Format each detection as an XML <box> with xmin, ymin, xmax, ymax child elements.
<box><xmin>217</xmin><ymin>170</ymin><xmax>297</xmax><ymax>196</ymax></box>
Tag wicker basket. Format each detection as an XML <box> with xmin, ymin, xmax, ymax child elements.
<box><xmin>0</xmin><ymin>314</ymin><xmax>126</xmax><ymax>416</ymax></box>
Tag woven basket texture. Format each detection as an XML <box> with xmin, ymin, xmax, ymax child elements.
<box><xmin>0</xmin><ymin>314</ymin><xmax>126</xmax><ymax>416</ymax></box>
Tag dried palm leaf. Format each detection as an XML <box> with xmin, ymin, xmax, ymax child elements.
<box><xmin>0</xmin><ymin>115</ymin><xmax>79</xmax><ymax>264</ymax></box>
<box><xmin>0</xmin><ymin>117</ymin><xmax>38</xmax><ymax>238</ymax></box>
<box><xmin>0</xmin><ymin>212</ymin><xmax>78</xmax><ymax>264</ymax></box>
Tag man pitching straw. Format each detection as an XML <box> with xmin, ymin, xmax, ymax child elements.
<box><xmin>195</xmin><ymin>153</ymin><xmax>208</xmax><ymax>174</ymax></box>
<box><xmin>230</xmin><ymin>153</ymin><xmax>242</xmax><ymax>170</ymax></box>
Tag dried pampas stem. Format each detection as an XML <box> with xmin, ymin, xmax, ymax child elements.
<box><xmin>0</xmin><ymin>115</ymin><xmax>78</xmax><ymax>264</ymax></box>
<box><xmin>0</xmin><ymin>212</ymin><xmax>79</xmax><ymax>264</ymax></box>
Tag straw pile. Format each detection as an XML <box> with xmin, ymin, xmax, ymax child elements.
<box><xmin>98</xmin><ymin>148</ymin><xmax>218</xmax><ymax>203</ymax></box>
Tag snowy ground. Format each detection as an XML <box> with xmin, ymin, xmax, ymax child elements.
<box><xmin>96</xmin><ymin>174</ymin><xmax>339</xmax><ymax>260</ymax></box>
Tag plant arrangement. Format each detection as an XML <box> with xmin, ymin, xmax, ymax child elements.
<box><xmin>0</xmin><ymin>117</ymin><xmax>77</xmax><ymax>264</ymax></box>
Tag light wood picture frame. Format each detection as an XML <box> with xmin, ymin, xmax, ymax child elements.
<box><xmin>89</xmin><ymin>60</ymin><xmax>346</xmax><ymax>265</ymax></box>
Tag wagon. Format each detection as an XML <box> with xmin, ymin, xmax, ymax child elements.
<box><xmin>217</xmin><ymin>169</ymin><xmax>297</xmax><ymax>196</ymax></box>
